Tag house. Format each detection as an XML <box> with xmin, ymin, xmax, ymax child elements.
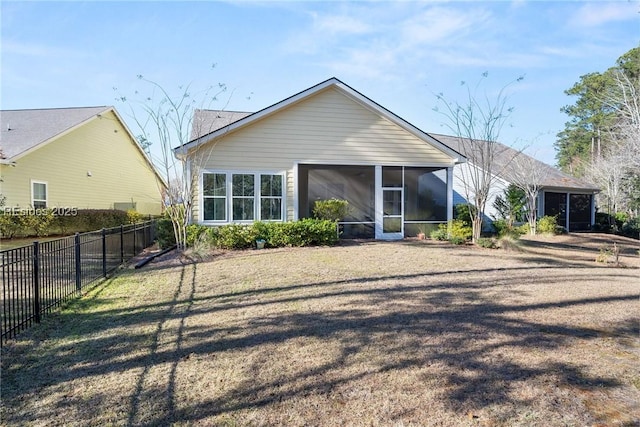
<box><xmin>176</xmin><ymin>78</ymin><xmax>466</xmax><ymax>240</ymax></box>
<box><xmin>0</xmin><ymin>106</ymin><xmax>166</xmax><ymax>215</ymax></box>
<box><xmin>432</xmin><ymin>133</ymin><xmax>600</xmax><ymax>232</ymax></box>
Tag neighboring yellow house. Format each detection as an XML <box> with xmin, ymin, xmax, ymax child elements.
<box><xmin>177</xmin><ymin>78</ymin><xmax>466</xmax><ymax>240</ymax></box>
<box><xmin>0</xmin><ymin>106</ymin><xmax>165</xmax><ymax>215</ymax></box>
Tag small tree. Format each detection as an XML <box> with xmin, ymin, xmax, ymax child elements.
<box><xmin>492</xmin><ymin>184</ymin><xmax>525</xmax><ymax>228</ymax></box>
<box><xmin>434</xmin><ymin>73</ymin><xmax>523</xmax><ymax>242</ymax></box>
<box><xmin>116</xmin><ymin>74</ymin><xmax>229</xmax><ymax>250</ymax></box>
<box><xmin>506</xmin><ymin>152</ymin><xmax>550</xmax><ymax>235</ymax></box>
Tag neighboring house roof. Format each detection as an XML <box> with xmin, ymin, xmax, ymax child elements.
<box><xmin>430</xmin><ymin>133</ymin><xmax>600</xmax><ymax>192</ymax></box>
<box><xmin>1</xmin><ymin>106</ymin><xmax>110</xmax><ymax>160</ymax></box>
<box><xmin>177</xmin><ymin>77</ymin><xmax>466</xmax><ymax>164</ymax></box>
<box><xmin>190</xmin><ymin>110</ymin><xmax>252</xmax><ymax>141</ymax></box>
<box><xmin>0</xmin><ymin>106</ymin><xmax>167</xmax><ymax>189</ymax></box>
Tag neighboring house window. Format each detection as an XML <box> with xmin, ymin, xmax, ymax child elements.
<box><xmin>203</xmin><ymin>173</ymin><xmax>226</xmax><ymax>221</ymax></box>
<box><xmin>260</xmin><ymin>174</ymin><xmax>283</xmax><ymax>221</ymax></box>
<box><xmin>202</xmin><ymin>172</ymin><xmax>284</xmax><ymax>222</ymax></box>
<box><xmin>32</xmin><ymin>181</ymin><xmax>47</xmax><ymax>209</ymax></box>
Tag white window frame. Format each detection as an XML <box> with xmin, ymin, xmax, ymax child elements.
<box><xmin>31</xmin><ymin>180</ymin><xmax>48</xmax><ymax>209</ymax></box>
<box><xmin>259</xmin><ymin>173</ymin><xmax>284</xmax><ymax>221</ymax></box>
<box><xmin>200</xmin><ymin>170</ymin><xmax>286</xmax><ymax>224</ymax></box>
<box><xmin>201</xmin><ymin>172</ymin><xmax>227</xmax><ymax>222</ymax></box>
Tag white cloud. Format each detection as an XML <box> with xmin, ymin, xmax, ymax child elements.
<box><xmin>570</xmin><ymin>1</ymin><xmax>639</xmax><ymax>27</ymax></box>
<box><xmin>314</xmin><ymin>13</ymin><xmax>372</xmax><ymax>36</ymax></box>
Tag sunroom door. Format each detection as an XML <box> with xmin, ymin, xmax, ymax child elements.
<box><xmin>377</xmin><ymin>166</ymin><xmax>404</xmax><ymax>240</ymax></box>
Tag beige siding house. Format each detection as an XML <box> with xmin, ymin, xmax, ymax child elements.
<box><xmin>1</xmin><ymin>107</ymin><xmax>165</xmax><ymax>215</ymax></box>
<box><xmin>178</xmin><ymin>78</ymin><xmax>465</xmax><ymax>239</ymax></box>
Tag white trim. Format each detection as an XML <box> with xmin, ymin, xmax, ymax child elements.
<box><xmin>30</xmin><ymin>179</ymin><xmax>48</xmax><ymax>209</ymax></box>
<box><xmin>446</xmin><ymin>167</ymin><xmax>454</xmax><ymax>222</ymax></box>
<box><xmin>199</xmin><ymin>169</ymin><xmax>286</xmax><ymax>225</ymax></box>
<box><xmin>292</xmin><ymin>164</ymin><xmax>299</xmax><ymax>221</ymax></box>
<box><xmin>177</xmin><ymin>78</ymin><xmax>466</xmax><ymax>164</ymax></box>
<box><xmin>374</xmin><ymin>166</ymin><xmax>383</xmax><ymax>239</ymax></box>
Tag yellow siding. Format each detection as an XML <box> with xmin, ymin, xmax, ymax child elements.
<box><xmin>0</xmin><ymin>111</ymin><xmax>163</xmax><ymax>215</ymax></box>
<box><xmin>193</xmin><ymin>87</ymin><xmax>456</xmax><ymax>222</ymax></box>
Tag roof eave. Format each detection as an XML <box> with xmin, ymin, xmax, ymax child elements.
<box><xmin>176</xmin><ymin>78</ymin><xmax>467</xmax><ymax>165</ymax></box>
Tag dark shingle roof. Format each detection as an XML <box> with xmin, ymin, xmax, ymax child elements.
<box><xmin>0</xmin><ymin>106</ymin><xmax>110</xmax><ymax>159</ymax></box>
<box><xmin>190</xmin><ymin>110</ymin><xmax>252</xmax><ymax>141</ymax></box>
<box><xmin>429</xmin><ymin>133</ymin><xmax>599</xmax><ymax>192</ymax></box>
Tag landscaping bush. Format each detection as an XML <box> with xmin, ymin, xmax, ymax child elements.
<box><xmin>313</xmin><ymin>199</ymin><xmax>350</xmax><ymax>221</ymax></box>
<box><xmin>429</xmin><ymin>227</ymin><xmax>448</xmax><ymax>241</ymax></box>
<box><xmin>476</xmin><ymin>237</ymin><xmax>497</xmax><ymax>249</ymax></box>
<box><xmin>491</xmin><ymin>218</ymin><xmax>525</xmax><ymax>239</ymax></box>
<box><xmin>448</xmin><ymin>219</ymin><xmax>473</xmax><ymax>241</ymax></box>
<box><xmin>430</xmin><ymin>220</ymin><xmax>472</xmax><ymax>243</ymax></box>
<box><xmin>156</xmin><ymin>217</ymin><xmax>177</xmax><ymax>249</ymax></box>
<box><xmin>454</xmin><ymin>204</ymin><xmax>474</xmax><ymax>226</ymax></box>
<box><xmin>621</xmin><ymin>217</ymin><xmax>640</xmax><ymax>239</ymax></box>
<box><xmin>0</xmin><ymin>213</ymin><xmax>22</xmax><ymax>238</ymax></box>
<box><xmin>185</xmin><ymin>224</ymin><xmax>210</xmax><ymax>248</ymax></box>
<box><xmin>183</xmin><ymin>219</ymin><xmax>340</xmax><ymax>251</ymax></box>
<box><xmin>537</xmin><ymin>215</ymin><xmax>559</xmax><ymax>235</ymax></box>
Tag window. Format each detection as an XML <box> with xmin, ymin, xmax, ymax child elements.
<box><xmin>232</xmin><ymin>174</ymin><xmax>255</xmax><ymax>221</ymax></box>
<box><xmin>260</xmin><ymin>174</ymin><xmax>283</xmax><ymax>220</ymax></box>
<box><xmin>202</xmin><ymin>172</ymin><xmax>284</xmax><ymax>223</ymax></box>
<box><xmin>203</xmin><ymin>173</ymin><xmax>226</xmax><ymax>221</ymax></box>
<box><xmin>32</xmin><ymin>181</ymin><xmax>47</xmax><ymax>209</ymax></box>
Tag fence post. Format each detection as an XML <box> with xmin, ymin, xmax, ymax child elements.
<box><xmin>120</xmin><ymin>225</ymin><xmax>124</xmax><ymax>264</ymax></box>
<box><xmin>133</xmin><ymin>222</ymin><xmax>137</xmax><ymax>255</ymax></box>
<box><xmin>75</xmin><ymin>233</ymin><xmax>81</xmax><ymax>292</ymax></box>
<box><xmin>102</xmin><ymin>228</ymin><xmax>107</xmax><ymax>278</ymax></box>
<box><xmin>32</xmin><ymin>241</ymin><xmax>41</xmax><ymax>324</ymax></box>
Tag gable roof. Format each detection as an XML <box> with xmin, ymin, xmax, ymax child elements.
<box><xmin>177</xmin><ymin>77</ymin><xmax>466</xmax><ymax>164</ymax></box>
<box><xmin>429</xmin><ymin>133</ymin><xmax>599</xmax><ymax>192</ymax></box>
<box><xmin>1</xmin><ymin>106</ymin><xmax>111</xmax><ymax>160</ymax></box>
<box><xmin>0</xmin><ymin>106</ymin><xmax>167</xmax><ymax>189</ymax></box>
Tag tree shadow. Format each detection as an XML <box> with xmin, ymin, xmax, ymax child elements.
<box><xmin>1</xmin><ymin>256</ymin><xmax>638</xmax><ymax>425</ymax></box>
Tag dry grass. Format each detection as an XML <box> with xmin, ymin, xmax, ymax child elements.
<box><xmin>1</xmin><ymin>233</ymin><xmax>639</xmax><ymax>426</ymax></box>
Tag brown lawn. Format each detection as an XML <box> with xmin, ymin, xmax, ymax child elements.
<box><xmin>1</xmin><ymin>233</ymin><xmax>639</xmax><ymax>426</ymax></box>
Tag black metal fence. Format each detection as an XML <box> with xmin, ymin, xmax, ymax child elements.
<box><xmin>1</xmin><ymin>220</ymin><xmax>156</xmax><ymax>346</ymax></box>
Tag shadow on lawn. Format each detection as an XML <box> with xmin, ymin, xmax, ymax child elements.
<box><xmin>1</xmin><ymin>260</ymin><xmax>638</xmax><ymax>425</ymax></box>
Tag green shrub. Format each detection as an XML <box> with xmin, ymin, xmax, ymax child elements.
<box><xmin>19</xmin><ymin>209</ymin><xmax>55</xmax><ymax>237</ymax></box>
<box><xmin>517</xmin><ymin>222</ymin><xmax>531</xmax><ymax>235</ymax></box>
<box><xmin>430</xmin><ymin>220</ymin><xmax>472</xmax><ymax>243</ymax></box>
<box><xmin>448</xmin><ymin>219</ymin><xmax>473</xmax><ymax>241</ymax></box>
<box><xmin>454</xmin><ymin>204</ymin><xmax>475</xmax><ymax>226</ymax></box>
<box><xmin>156</xmin><ymin>217</ymin><xmax>176</xmax><ymax>249</ymax></box>
<box><xmin>126</xmin><ymin>209</ymin><xmax>145</xmax><ymax>224</ymax></box>
<box><xmin>476</xmin><ymin>237</ymin><xmax>497</xmax><ymax>249</ymax></box>
<box><xmin>185</xmin><ymin>224</ymin><xmax>209</xmax><ymax>247</ymax></box>
<box><xmin>182</xmin><ymin>219</ymin><xmax>340</xmax><ymax>251</ymax></box>
<box><xmin>448</xmin><ymin>236</ymin><xmax>466</xmax><ymax>245</ymax></box>
<box><xmin>313</xmin><ymin>199</ymin><xmax>350</xmax><ymax>221</ymax></box>
<box><xmin>621</xmin><ymin>217</ymin><xmax>640</xmax><ymax>239</ymax></box>
<box><xmin>0</xmin><ymin>213</ymin><xmax>23</xmax><ymax>238</ymax></box>
<box><xmin>537</xmin><ymin>215</ymin><xmax>558</xmax><ymax>235</ymax></box>
<box><xmin>429</xmin><ymin>227</ymin><xmax>448</xmax><ymax>241</ymax></box>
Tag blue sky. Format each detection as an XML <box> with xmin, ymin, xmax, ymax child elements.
<box><xmin>1</xmin><ymin>1</ymin><xmax>638</xmax><ymax>165</ymax></box>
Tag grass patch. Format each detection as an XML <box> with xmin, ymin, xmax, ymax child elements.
<box><xmin>2</xmin><ymin>236</ymin><xmax>639</xmax><ymax>426</ymax></box>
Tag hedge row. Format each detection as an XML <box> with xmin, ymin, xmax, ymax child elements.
<box><xmin>157</xmin><ymin>219</ymin><xmax>340</xmax><ymax>250</ymax></box>
<box><xmin>0</xmin><ymin>209</ymin><xmax>147</xmax><ymax>238</ymax></box>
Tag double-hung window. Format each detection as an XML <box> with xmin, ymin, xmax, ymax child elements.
<box><xmin>32</xmin><ymin>181</ymin><xmax>47</xmax><ymax>209</ymax></box>
<box><xmin>260</xmin><ymin>174</ymin><xmax>283</xmax><ymax>221</ymax></box>
<box><xmin>202</xmin><ymin>172</ymin><xmax>284</xmax><ymax>223</ymax></box>
<box><xmin>202</xmin><ymin>173</ymin><xmax>227</xmax><ymax>221</ymax></box>
<box><xmin>232</xmin><ymin>174</ymin><xmax>255</xmax><ymax>221</ymax></box>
